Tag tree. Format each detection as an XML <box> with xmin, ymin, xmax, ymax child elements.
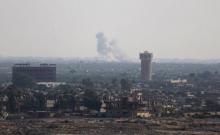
<box><xmin>6</xmin><ymin>86</ymin><xmax>18</xmax><ymax>113</ymax></box>
<box><xmin>56</xmin><ymin>84</ymin><xmax>72</xmax><ymax>91</ymax></box>
<box><xmin>56</xmin><ymin>95</ymin><xmax>75</xmax><ymax>111</ymax></box>
<box><xmin>83</xmin><ymin>89</ymin><xmax>101</xmax><ymax>111</ymax></box>
<box><xmin>205</xmin><ymin>99</ymin><xmax>220</xmax><ymax>112</ymax></box>
<box><xmin>199</xmin><ymin>71</ymin><xmax>212</xmax><ymax>79</ymax></box>
<box><xmin>7</xmin><ymin>91</ymin><xmax>17</xmax><ymax>113</ymax></box>
<box><xmin>120</xmin><ymin>79</ymin><xmax>132</xmax><ymax>91</ymax></box>
<box><xmin>111</xmin><ymin>78</ymin><xmax>119</xmax><ymax>88</ymax></box>
<box><xmin>82</xmin><ymin>78</ymin><xmax>94</xmax><ymax>88</ymax></box>
<box><xmin>70</xmin><ymin>69</ymin><xmax>77</xmax><ymax>74</ymax></box>
<box><xmin>36</xmin><ymin>93</ymin><xmax>46</xmax><ymax>110</ymax></box>
<box><xmin>37</xmin><ymin>84</ymin><xmax>47</xmax><ymax>91</ymax></box>
<box><xmin>189</xmin><ymin>73</ymin><xmax>196</xmax><ymax>78</ymax></box>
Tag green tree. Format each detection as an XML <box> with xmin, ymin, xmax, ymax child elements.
<box><xmin>83</xmin><ymin>89</ymin><xmax>101</xmax><ymax>110</ymax></box>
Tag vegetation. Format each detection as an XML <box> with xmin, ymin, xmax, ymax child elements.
<box><xmin>83</xmin><ymin>89</ymin><xmax>101</xmax><ymax>111</ymax></box>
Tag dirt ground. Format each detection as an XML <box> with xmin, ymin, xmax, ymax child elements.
<box><xmin>0</xmin><ymin>118</ymin><xmax>220</xmax><ymax>135</ymax></box>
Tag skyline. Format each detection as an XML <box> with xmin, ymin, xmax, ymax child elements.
<box><xmin>0</xmin><ymin>0</ymin><xmax>220</xmax><ymax>59</ymax></box>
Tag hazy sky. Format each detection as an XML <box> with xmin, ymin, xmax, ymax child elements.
<box><xmin>0</xmin><ymin>0</ymin><xmax>220</xmax><ymax>60</ymax></box>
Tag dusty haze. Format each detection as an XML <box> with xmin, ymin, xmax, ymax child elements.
<box><xmin>0</xmin><ymin>0</ymin><xmax>220</xmax><ymax>60</ymax></box>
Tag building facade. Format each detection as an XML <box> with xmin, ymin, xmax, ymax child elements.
<box><xmin>140</xmin><ymin>51</ymin><xmax>153</xmax><ymax>82</ymax></box>
<box><xmin>12</xmin><ymin>63</ymin><xmax>56</xmax><ymax>83</ymax></box>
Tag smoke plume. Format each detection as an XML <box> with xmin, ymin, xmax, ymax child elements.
<box><xmin>96</xmin><ymin>32</ymin><xmax>127</xmax><ymax>62</ymax></box>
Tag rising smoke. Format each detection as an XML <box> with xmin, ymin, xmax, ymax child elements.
<box><xmin>96</xmin><ymin>32</ymin><xmax>127</xmax><ymax>62</ymax></box>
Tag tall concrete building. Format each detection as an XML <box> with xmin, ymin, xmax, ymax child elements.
<box><xmin>140</xmin><ymin>51</ymin><xmax>153</xmax><ymax>82</ymax></box>
<box><xmin>12</xmin><ymin>63</ymin><xmax>56</xmax><ymax>83</ymax></box>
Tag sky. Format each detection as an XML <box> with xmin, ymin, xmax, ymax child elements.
<box><xmin>0</xmin><ymin>0</ymin><xmax>220</xmax><ymax>60</ymax></box>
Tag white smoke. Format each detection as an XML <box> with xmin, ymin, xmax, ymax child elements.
<box><xmin>96</xmin><ymin>32</ymin><xmax>127</xmax><ymax>62</ymax></box>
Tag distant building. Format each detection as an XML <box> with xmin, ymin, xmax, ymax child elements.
<box><xmin>170</xmin><ymin>79</ymin><xmax>187</xmax><ymax>84</ymax></box>
<box><xmin>46</xmin><ymin>100</ymin><xmax>56</xmax><ymax>108</ymax></box>
<box><xmin>140</xmin><ymin>51</ymin><xmax>153</xmax><ymax>82</ymax></box>
<box><xmin>12</xmin><ymin>63</ymin><xmax>56</xmax><ymax>83</ymax></box>
<box><xmin>37</xmin><ymin>82</ymin><xmax>66</xmax><ymax>88</ymax></box>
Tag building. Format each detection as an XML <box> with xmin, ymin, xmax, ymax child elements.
<box><xmin>37</xmin><ymin>82</ymin><xmax>66</xmax><ymax>88</ymax></box>
<box><xmin>140</xmin><ymin>51</ymin><xmax>153</xmax><ymax>82</ymax></box>
<box><xmin>12</xmin><ymin>63</ymin><xmax>56</xmax><ymax>83</ymax></box>
<box><xmin>100</xmin><ymin>99</ymin><xmax>138</xmax><ymax>118</ymax></box>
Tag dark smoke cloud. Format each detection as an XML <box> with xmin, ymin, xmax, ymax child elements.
<box><xmin>96</xmin><ymin>32</ymin><xmax>127</xmax><ymax>62</ymax></box>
